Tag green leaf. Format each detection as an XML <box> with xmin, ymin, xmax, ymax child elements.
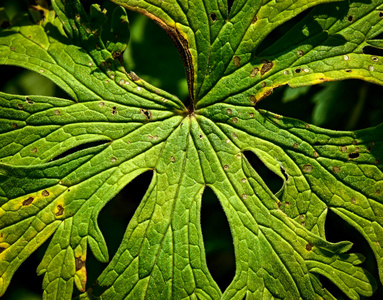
<box><xmin>0</xmin><ymin>0</ymin><xmax>383</xmax><ymax>299</ymax></box>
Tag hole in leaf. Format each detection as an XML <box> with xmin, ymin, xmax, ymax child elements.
<box><xmin>0</xmin><ymin>66</ymin><xmax>71</xmax><ymax>99</ymax></box>
<box><xmin>363</xmin><ymin>46</ymin><xmax>383</xmax><ymax>57</ymax></box>
<box><xmin>253</xmin><ymin>8</ymin><xmax>313</xmax><ymax>56</ymax></box>
<box><xmin>82</xmin><ymin>171</ymin><xmax>153</xmax><ymax>298</ymax></box>
<box><xmin>124</xmin><ymin>11</ymin><xmax>188</xmax><ymax>102</ymax></box>
<box><xmin>324</xmin><ymin>209</ymin><xmax>383</xmax><ymax>298</ymax></box>
<box><xmin>210</xmin><ymin>12</ymin><xmax>217</xmax><ymax>22</ymax></box>
<box><xmin>227</xmin><ymin>0</ymin><xmax>234</xmax><ymax>13</ymax></box>
<box><xmin>52</xmin><ymin>140</ymin><xmax>110</xmax><ymax>161</ymax></box>
<box><xmin>201</xmin><ymin>186</ymin><xmax>235</xmax><ymax>291</ymax></box>
<box><xmin>243</xmin><ymin>151</ymin><xmax>283</xmax><ymax>194</ymax></box>
<box><xmin>348</xmin><ymin>152</ymin><xmax>360</xmax><ymax>159</ymax></box>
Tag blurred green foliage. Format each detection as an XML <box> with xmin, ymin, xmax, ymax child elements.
<box><xmin>1</xmin><ymin>0</ymin><xmax>383</xmax><ymax>299</ymax></box>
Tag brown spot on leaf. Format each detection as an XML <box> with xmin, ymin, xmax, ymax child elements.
<box><xmin>302</xmin><ymin>164</ymin><xmax>313</xmax><ymax>173</ymax></box>
<box><xmin>54</xmin><ymin>109</ymin><xmax>60</xmax><ymax>115</ymax></box>
<box><xmin>227</xmin><ymin>108</ymin><xmax>232</xmax><ymax>114</ymax></box>
<box><xmin>75</xmin><ymin>257</ymin><xmax>84</xmax><ymax>271</ymax></box>
<box><xmin>56</xmin><ymin>205</ymin><xmax>64</xmax><ymax>216</ymax></box>
<box><xmin>252</xmin><ymin>16</ymin><xmax>258</xmax><ymax>24</ymax></box>
<box><xmin>332</xmin><ymin>166</ymin><xmax>341</xmax><ymax>173</ymax></box>
<box><xmin>347</xmin><ymin>15</ymin><xmax>354</xmax><ymax>22</ymax></box>
<box><xmin>232</xmin><ymin>117</ymin><xmax>238</xmax><ymax>123</ymax></box>
<box><xmin>170</xmin><ymin>156</ymin><xmax>175</xmax><ymax>162</ymax></box>
<box><xmin>249</xmin><ymin>95</ymin><xmax>256</xmax><ymax>105</ymax></box>
<box><xmin>233</xmin><ymin>56</ymin><xmax>241</xmax><ymax>67</ymax></box>
<box><xmin>111</xmin><ymin>107</ymin><xmax>117</xmax><ymax>115</ymax></box>
<box><xmin>313</xmin><ymin>151</ymin><xmax>319</xmax><ymax>158</ymax></box>
<box><xmin>250</xmin><ymin>67</ymin><xmax>259</xmax><ymax>77</ymax></box>
<box><xmin>260</xmin><ymin>60</ymin><xmax>273</xmax><ymax>75</ymax></box>
<box><xmin>12</xmin><ymin>123</ymin><xmax>18</xmax><ymax>129</ymax></box>
<box><xmin>351</xmin><ymin>197</ymin><xmax>356</xmax><ymax>204</ymax></box>
<box><xmin>293</xmin><ymin>143</ymin><xmax>299</xmax><ymax>148</ymax></box>
<box><xmin>306</xmin><ymin>244</ymin><xmax>313</xmax><ymax>251</ymax></box>
<box><xmin>42</xmin><ymin>190</ymin><xmax>49</xmax><ymax>197</ymax></box>
<box><xmin>297</xmin><ymin>50</ymin><xmax>304</xmax><ymax>56</ymax></box>
<box><xmin>129</xmin><ymin>71</ymin><xmax>140</xmax><ymax>81</ymax></box>
<box><xmin>340</xmin><ymin>146</ymin><xmax>347</xmax><ymax>152</ymax></box>
<box><xmin>17</xmin><ymin>104</ymin><xmax>23</xmax><ymax>109</ymax></box>
<box><xmin>352</xmin><ymin>140</ymin><xmax>358</xmax><ymax>145</ymax></box>
<box><xmin>32</xmin><ymin>148</ymin><xmax>37</xmax><ymax>153</ymax></box>
<box><xmin>23</xmin><ymin>197</ymin><xmax>34</xmax><ymax>206</ymax></box>
<box><xmin>305</xmin><ymin>124</ymin><xmax>310</xmax><ymax>129</ymax></box>
<box><xmin>294</xmin><ymin>68</ymin><xmax>302</xmax><ymax>74</ymax></box>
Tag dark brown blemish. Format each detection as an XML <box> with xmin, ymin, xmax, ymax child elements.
<box><xmin>140</xmin><ymin>108</ymin><xmax>152</xmax><ymax>120</ymax></box>
<box><xmin>260</xmin><ymin>59</ymin><xmax>273</xmax><ymax>75</ymax></box>
<box><xmin>42</xmin><ymin>190</ymin><xmax>49</xmax><ymax>197</ymax></box>
<box><xmin>294</xmin><ymin>68</ymin><xmax>302</xmax><ymax>74</ymax></box>
<box><xmin>23</xmin><ymin>197</ymin><xmax>34</xmax><ymax>206</ymax></box>
<box><xmin>111</xmin><ymin>107</ymin><xmax>117</xmax><ymax>115</ymax></box>
<box><xmin>340</xmin><ymin>146</ymin><xmax>347</xmax><ymax>152</ymax></box>
<box><xmin>313</xmin><ymin>151</ymin><xmax>319</xmax><ymax>158</ymax></box>
<box><xmin>351</xmin><ymin>197</ymin><xmax>356</xmax><ymax>204</ymax></box>
<box><xmin>306</xmin><ymin>243</ymin><xmax>313</xmax><ymax>251</ymax></box>
<box><xmin>75</xmin><ymin>257</ymin><xmax>84</xmax><ymax>271</ymax></box>
<box><xmin>379</xmin><ymin>11</ymin><xmax>383</xmax><ymax>18</ymax></box>
<box><xmin>252</xmin><ymin>16</ymin><xmax>258</xmax><ymax>24</ymax></box>
<box><xmin>348</xmin><ymin>152</ymin><xmax>360</xmax><ymax>159</ymax></box>
<box><xmin>352</xmin><ymin>139</ymin><xmax>358</xmax><ymax>145</ymax></box>
<box><xmin>54</xmin><ymin>109</ymin><xmax>60</xmax><ymax>116</ymax></box>
<box><xmin>249</xmin><ymin>95</ymin><xmax>256</xmax><ymax>105</ymax></box>
<box><xmin>17</xmin><ymin>104</ymin><xmax>23</xmax><ymax>110</ymax></box>
<box><xmin>233</xmin><ymin>56</ymin><xmax>241</xmax><ymax>67</ymax></box>
<box><xmin>31</xmin><ymin>148</ymin><xmax>37</xmax><ymax>153</ymax></box>
<box><xmin>345</xmin><ymin>69</ymin><xmax>352</xmax><ymax>73</ymax></box>
<box><xmin>347</xmin><ymin>15</ymin><xmax>354</xmax><ymax>23</ymax></box>
<box><xmin>232</xmin><ymin>117</ymin><xmax>238</xmax><ymax>123</ymax></box>
<box><xmin>260</xmin><ymin>82</ymin><xmax>267</xmax><ymax>88</ymax></box>
<box><xmin>56</xmin><ymin>204</ymin><xmax>64</xmax><ymax>216</ymax></box>
<box><xmin>293</xmin><ymin>142</ymin><xmax>299</xmax><ymax>148</ymax></box>
<box><xmin>297</xmin><ymin>50</ymin><xmax>304</xmax><ymax>56</ymax></box>
<box><xmin>12</xmin><ymin>123</ymin><xmax>18</xmax><ymax>129</ymax></box>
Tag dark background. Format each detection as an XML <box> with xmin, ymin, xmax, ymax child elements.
<box><xmin>1</xmin><ymin>0</ymin><xmax>383</xmax><ymax>299</ymax></box>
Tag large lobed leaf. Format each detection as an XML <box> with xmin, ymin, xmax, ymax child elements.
<box><xmin>0</xmin><ymin>0</ymin><xmax>382</xmax><ymax>299</ymax></box>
